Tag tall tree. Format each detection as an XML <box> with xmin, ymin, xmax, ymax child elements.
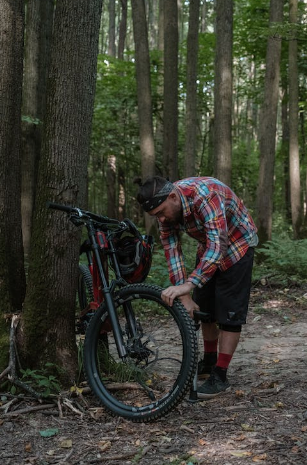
<box><xmin>21</xmin><ymin>0</ymin><xmax>54</xmax><ymax>257</ymax></box>
<box><xmin>118</xmin><ymin>0</ymin><xmax>128</xmax><ymax>60</ymax></box>
<box><xmin>288</xmin><ymin>0</ymin><xmax>301</xmax><ymax>238</ymax></box>
<box><xmin>20</xmin><ymin>0</ymin><xmax>103</xmax><ymax>381</ymax></box>
<box><xmin>213</xmin><ymin>0</ymin><xmax>233</xmax><ymax>186</ymax></box>
<box><xmin>131</xmin><ymin>0</ymin><xmax>156</xmax><ymax>232</ymax></box>
<box><xmin>256</xmin><ymin>0</ymin><xmax>284</xmax><ymax>245</ymax></box>
<box><xmin>163</xmin><ymin>0</ymin><xmax>179</xmax><ymax>180</ymax></box>
<box><xmin>108</xmin><ymin>0</ymin><xmax>116</xmax><ymax>56</ymax></box>
<box><xmin>0</xmin><ymin>0</ymin><xmax>26</xmax><ymax>369</ymax></box>
<box><xmin>184</xmin><ymin>0</ymin><xmax>200</xmax><ymax>177</ymax></box>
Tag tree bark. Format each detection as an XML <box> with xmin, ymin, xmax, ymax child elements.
<box><xmin>256</xmin><ymin>0</ymin><xmax>283</xmax><ymax>245</ymax></box>
<box><xmin>213</xmin><ymin>0</ymin><xmax>233</xmax><ymax>186</ymax></box>
<box><xmin>184</xmin><ymin>0</ymin><xmax>200</xmax><ymax>177</ymax></box>
<box><xmin>21</xmin><ymin>0</ymin><xmax>54</xmax><ymax>258</ymax></box>
<box><xmin>21</xmin><ymin>0</ymin><xmax>103</xmax><ymax>383</ymax></box>
<box><xmin>163</xmin><ymin>0</ymin><xmax>179</xmax><ymax>181</ymax></box>
<box><xmin>118</xmin><ymin>0</ymin><xmax>127</xmax><ymax>60</ymax></box>
<box><xmin>288</xmin><ymin>0</ymin><xmax>301</xmax><ymax>238</ymax></box>
<box><xmin>131</xmin><ymin>0</ymin><xmax>156</xmax><ymax>233</ymax></box>
<box><xmin>108</xmin><ymin>0</ymin><xmax>116</xmax><ymax>56</ymax></box>
<box><xmin>0</xmin><ymin>0</ymin><xmax>26</xmax><ymax>369</ymax></box>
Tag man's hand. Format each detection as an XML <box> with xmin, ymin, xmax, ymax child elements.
<box><xmin>161</xmin><ymin>282</ymin><xmax>199</xmax><ymax>316</ymax></box>
<box><xmin>179</xmin><ymin>294</ymin><xmax>200</xmax><ymax>319</ymax></box>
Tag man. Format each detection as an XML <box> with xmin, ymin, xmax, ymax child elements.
<box><xmin>137</xmin><ymin>176</ymin><xmax>258</xmax><ymax>399</ymax></box>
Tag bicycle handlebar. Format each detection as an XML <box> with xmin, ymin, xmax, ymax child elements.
<box><xmin>47</xmin><ymin>201</ymin><xmax>123</xmax><ymax>227</ymax></box>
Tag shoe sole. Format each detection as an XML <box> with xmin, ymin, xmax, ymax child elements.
<box><xmin>197</xmin><ymin>386</ymin><xmax>231</xmax><ymax>400</ymax></box>
<box><xmin>198</xmin><ymin>373</ymin><xmax>210</xmax><ymax>380</ymax></box>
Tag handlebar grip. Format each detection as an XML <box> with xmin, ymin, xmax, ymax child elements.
<box><xmin>46</xmin><ymin>201</ymin><xmax>75</xmax><ymax>213</ymax></box>
<box><xmin>193</xmin><ymin>311</ymin><xmax>211</xmax><ymax>323</ymax></box>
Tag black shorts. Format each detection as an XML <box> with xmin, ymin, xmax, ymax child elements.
<box><xmin>192</xmin><ymin>248</ymin><xmax>254</xmax><ymax>326</ymax></box>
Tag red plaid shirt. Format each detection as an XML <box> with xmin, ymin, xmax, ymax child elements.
<box><xmin>158</xmin><ymin>177</ymin><xmax>258</xmax><ymax>287</ymax></box>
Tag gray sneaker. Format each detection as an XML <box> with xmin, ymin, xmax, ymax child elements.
<box><xmin>197</xmin><ymin>371</ymin><xmax>231</xmax><ymax>399</ymax></box>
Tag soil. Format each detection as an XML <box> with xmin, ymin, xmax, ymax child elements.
<box><xmin>1</xmin><ymin>283</ymin><xmax>307</xmax><ymax>465</ymax></box>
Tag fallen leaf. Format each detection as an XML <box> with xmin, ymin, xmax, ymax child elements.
<box><xmin>70</xmin><ymin>385</ymin><xmax>83</xmax><ymax>394</ymax></box>
<box><xmin>301</xmin><ymin>425</ymin><xmax>307</xmax><ymax>432</ymax></box>
<box><xmin>97</xmin><ymin>440</ymin><xmax>111</xmax><ymax>452</ymax></box>
<box><xmin>235</xmin><ymin>390</ymin><xmax>245</xmax><ymax>397</ymax></box>
<box><xmin>241</xmin><ymin>423</ymin><xmax>254</xmax><ymax>432</ymax></box>
<box><xmin>275</xmin><ymin>402</ymin><xmax>284</xmax><ymax>409</ymax></box>
<box><xmin>198</xmin><ymin>438</ymin><xmax>207</xmax><ymax>446</ymax></box>
<box><xmin>24</xmin><ymin>443</ymin><xmax>32</xmax><ymax>452</ymax></box>
<box><xmin>234</xmin><ymin>434</ymin><xmax>246</xmax><ymax>441</ymax></box>
<box><xmin>39</xmin><ymin>428</ymin><xmax>59</xmax><ymax>438</ymax></box>
<box><xmin>59</xmin><ymin>439</ymin><xmax>73</xmax><ymax>448</ymax></box>
<box><xmin>252</xmin><ymin>453</ymin><xmax>267</xmax><ymax>462</ymax></box>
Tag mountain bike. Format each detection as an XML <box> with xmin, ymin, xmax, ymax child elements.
<box><xmin>47</xmin><ymin>202</ymin><xmax>197</xmax><ymax>422</ymax></box>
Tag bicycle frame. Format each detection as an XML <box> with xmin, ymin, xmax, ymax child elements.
<box><xmin>48</xmin><ymin>202</ymin><xmax>133</xmax><ymax>359</ymax></box>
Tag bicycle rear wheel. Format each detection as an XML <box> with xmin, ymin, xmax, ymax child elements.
<box><xmin>83</xmin><ymin>283</ymin><xmax>197</xmax><ymax>422</ymax></box>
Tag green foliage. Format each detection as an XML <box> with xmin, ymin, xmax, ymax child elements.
<box><xmin>19</xmin><ymin>363</ymin><xmax>62</xmax><ymax>397</ymax></box>
<box><xmin>254</xmin><ymin>236</ymin><xmax>307</xmax><ymax>285</ymax></box>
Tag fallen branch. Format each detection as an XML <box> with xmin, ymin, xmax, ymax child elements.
<box><xmin>3</xmin><ymin>403</ymin><xmax>55</xmax><ymax>417</ymax></box>
<box><xmin>0</xmin><ymin>314</ymin><xmax>43</xmax><ymax>400</ymax></box>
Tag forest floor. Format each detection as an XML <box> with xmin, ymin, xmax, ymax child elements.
<box><xmin>1</xmin><ymin>282</ymin><xmax>307</xmax><ymax>465</ymax></box>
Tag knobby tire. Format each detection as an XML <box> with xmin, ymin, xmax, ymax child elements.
<box><xmin>83</xmin><ymin>283</ymin><xmax>197</xmax><ymax>422</ymax></box>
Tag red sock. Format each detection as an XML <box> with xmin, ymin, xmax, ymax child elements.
<box><xmin>203</xmin><ymin>338</ymin><xmax>218</xmax><ymax>354</ymax></box>
<box><xmin>216</xmin><ymin>353</ymin><xmax>233</xmax><ymax>369</ymax></box>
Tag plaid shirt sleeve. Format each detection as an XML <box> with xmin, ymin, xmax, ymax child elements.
<box><xmin>159</xmin><ymin>224</ymin><xmax>188</xmax><ymax>286</ymax></box>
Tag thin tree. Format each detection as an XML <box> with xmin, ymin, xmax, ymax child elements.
<box><xmin>20</xmin><ymin>0</ymin><xmax>103</xmax><ymax>381</ymax></box>
<box><xmin>289</xmin><ymin>0</ymin><xmax>301</xmax><ymax>238</ymax></box>
<box><xmin>184</xmin><ymin>0</ymin><xmax>200</xmax><ymax>177</ymax></box>
<box><xmin>131</xmin><ymin>0</ymin><xmax>156</xmax><ymax>232</ymax></box>
<box><xmin>256</xmin><ymin>0</ymin><xmax>284</xmax><ymax>245</ymax></box>
<box><xmin>213</xmin><ymin>0</ymin><xmax>233</xmax><ymax>186</ymax></box>
<box><xmin>163</xmin><ymin>0</ymin><xmax>179</xmax><ymax>180</ymax></box>
<box><xmin>0</xmin><ymin>0</ymin><xmax>26</xmax><ymax>369</ymax></box>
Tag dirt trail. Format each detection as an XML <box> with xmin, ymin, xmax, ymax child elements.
<box><xmin>0</xmin><ymin>285</ymin><xmax>307</xmax><ymax>465</ymax></box>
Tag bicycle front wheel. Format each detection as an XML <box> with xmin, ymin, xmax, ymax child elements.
<box><xmin>83</xmin><ymin>284</ymin><xmax>197</xmax><ymax>422</ymax></box>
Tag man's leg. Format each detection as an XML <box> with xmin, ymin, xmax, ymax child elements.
<box><xmin>197</xmin><ymin>248</ymin><xmax>255</xmax><ymax>399</ymax></box>
<box><xmin>198</xmin><ymin>322</ymin><xmax>219</xmax><ymax>379</ymax></box>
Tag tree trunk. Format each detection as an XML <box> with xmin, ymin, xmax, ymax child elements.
<box><xmin>21</xmin><ymin>0</ymin><xmax>54</xmax><ymax>258</ymax></box>
<box><xmin>288</xmin><ymin>0</ymin><xmax>301</xmax><ymax>238</ymax></box>
<box><xmin>256</xmin><ymin>0</ymin><xmax>283</xmax><ymax>245</ymax></box>
<box><xmin>131</xmin><ymin>0</ymin><xmax>156</xmax><ymax>233</ymax></box>
<box><xmin>118</xmin><ymin>0</ymin><xmax>127</xmax><ymax>60</ymax></box>
<box><xmin>108</xmin><ymin>0</ymin><xmax>116</xmax><ymax>56</ymax></box>
<box><xmin>184</xmin><ymin>0</ymin><xmax>200</xmax><ymax>177</ymax></box>
<box><xmin>213</xmin><ymin>0</ymin><xmax>233</xmax><ymax>186</ymax></box>
<box><xmin>0</xmin><ymin>0</ymin><xmax>26</xmax><ymax>369</ymax></box>
<box><xmin>163</xmin><ymin>0</ymin><xmax>179</xmax><ymax>181</ymax></box>
<box><xmin>20</xmin><ymin>0</ymin><xmax>103</xmax><ymax>383</ymax></box>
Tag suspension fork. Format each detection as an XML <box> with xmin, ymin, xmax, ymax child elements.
<box><xmin>87</xmin><ymin>223</ymin><xmax>127</xmax><ymax>359</ymax></box>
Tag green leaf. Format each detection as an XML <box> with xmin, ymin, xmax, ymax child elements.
<box><xmin>39</xmin><ymin>428</ymin><xmax>59</xmax><ymax>438</ymax></box>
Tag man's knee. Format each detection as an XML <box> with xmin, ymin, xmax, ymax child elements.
<box><xmin>219</xmin><ymin>323</ymin><xmax>242</xmax><ymax>333</ymax></box>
